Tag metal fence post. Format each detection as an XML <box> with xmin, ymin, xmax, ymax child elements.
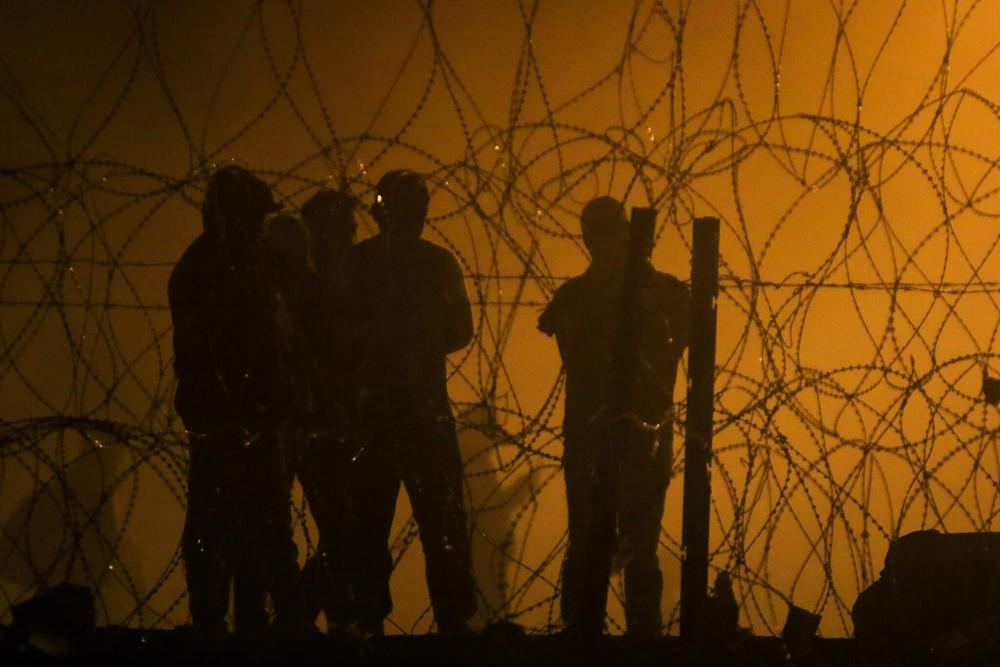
<box><xmin>680</xmin><ymin>216</ymin><xmax>720</xmax><ymax>639</ymax></box>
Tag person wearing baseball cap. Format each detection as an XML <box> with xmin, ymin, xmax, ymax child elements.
<box><xmin>344</xmin><ymin>169</ymin><xmax>476</xmax><ymax>638</ymax></box>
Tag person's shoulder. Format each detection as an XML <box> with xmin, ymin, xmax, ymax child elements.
<box><xmin>350</xmin><ymin>235</ymin><xmax>381</xmax><ymax>253</ymax></box>
<box><xmin>538</xmin><ymin>273</ymin><xmax>586</xmax><ymax>331</ymax></box>
<box><xmin>646</xmin><ymin>269</ymin><xmax>690</xmax><ymax>319</ymax></box>
<box><xmin>412</xmin><ymin>238</ymin><xmax>463</xmax><ymax>274</ymax></box>
<box><xmin>346</xmin><ymin>235</ymin><xmax>383</xmax><ymax>264</ymax></box>
<box><xmin>553</xmin><ymin>273</ymin><xmax>588</xmax><ymax>299</ymax></box>
<box><xmin>415</xmin><ymin>237</ymin><xmax>458</xmax><ymax>260</ymax></box>
<box><xmin>649</xmin><ymin>269</ymin><xmax>688</xmax><ymax>294</ymax></box>
<box><xmin>169</xmin><ymin>235</ymin><xmax>213</xmax><ymax>289</ymax></box>
<box><xmin>547</xmin><ymin>272</ymin><xmax>599</xmax><ymax>310</ymax></box>
<box><xmin>648</xmin><ymin>267</ymin><xmax>682</xmax><ymax>284</ymax></box>
<box><xmin>176</xmin><ymin>234</ymin><xmax>212</xmax><ymax>262</ymax></box>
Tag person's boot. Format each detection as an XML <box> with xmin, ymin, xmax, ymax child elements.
<box><xmin>436</xmin><ymin>617</ymin><xmax>474</xmax><ymax>638</ymax></box>
<box><xmin>624</xmin><ymin>566</ymin><xmax>662</xmax><ymax>639</ymax></box>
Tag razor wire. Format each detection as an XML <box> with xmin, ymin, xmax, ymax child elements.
<box><xmin>4</xmin><ymin>0</ymin><xmax>1000</xmax><ymax>637</ymax></box>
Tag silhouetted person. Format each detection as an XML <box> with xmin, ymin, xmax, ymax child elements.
<box><xmin>257</xmin><ymin>212</ymin><xmax>317</xmax><ymax>418</ymax></box>
<box><xmin>538</xmin><ymin>196</ymin><xmax>690</xmax><ymax>638</ymax></box>
<box><xmin>302</xmin><ymin>189</ymin><xmax>357</xmax><ymax>287</ymax></box>
<box><xmin>294</xmin><ymin>190</ymin><xmax>360</xmax><ymax>635</ymax></box>
<box><xmin>345</xmin><ymin>169</ymin><xmax>476</xmax><ymax>637</ymax></box>
<box><xmin>169</xmin><ymin>166</ymin><xmax>304</xmax><ymax>633</ymax></box>
<box><xmin>242</xmin><ymin>211</ymin><xmax>318</xmax><ymax>630</ymax></box>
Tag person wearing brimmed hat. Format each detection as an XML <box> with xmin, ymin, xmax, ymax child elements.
<box><xmin>169</xmin><ymin>165</ymin><xmax>306</xmax><ymax>633</ymax></box>
<box><xmin>344</xmin><ymin>169</ymin><xmax>476</xmax><ymax>638</ymax></box>
<box><xmin>539</xmin><ymin>196</ymin><xmax>690</xmax><ymax>639</ymax></box>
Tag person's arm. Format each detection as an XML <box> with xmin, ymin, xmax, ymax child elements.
<box><xmin>538</xmin><ymin>299</ymin><xmax>557</xmax><ymax>337</ymax></box>
<box><xmin>538</xmin><ymin>282</ymin><xmax>568</xmax><ymax>338</ymax></box>
<box><xmin>440</xmin><ymin>251</ymin><xmax>473</xmax><ymax>354</ymax></box>
<box><xmin>168</xmin><ymin>256</ymin><xmax>221</xmax><ymax>428</ymax></box>
<box><xmin>668</xmin><ymin>278</ymin><xmax>691</xmax><ymax>358</ymax></box>
<box><xmin>168</xmin><ymin>262</ymin><xmax>208</xmax><ymax>383</ymax></box>
<box><xmin>654</xmin><ymin>276</ymin><xmax>691</xmax><ymax>420</ymax></box>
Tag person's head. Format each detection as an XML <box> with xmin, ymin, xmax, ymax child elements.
<box><xmin>581</xmin><ymin>196</ymin><xmax>630</xmax><ymax>270</ymax></box>
<box><xmin>301</xmin><ymin>189</ymin><xmax>357</xmax><ymax>263</ymax></box>
<box><xmin>202</xmin><ymin>165</ymin><xmax>281</xmax><ymax>247</ymax></box>
<box><xmin>258</xmin><ymin>212</ymin><xmax>314</xmax><ymax>282</ymax></box>
<box><xmin>370</xmin><ymin>170</ymin><xmax>429</xmax><ymax>240</ymax></box>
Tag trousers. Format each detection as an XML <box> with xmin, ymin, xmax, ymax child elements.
<box><xmin>297</xmin><ymin>428</ymin><xmax>355</xmax><ymax>625</ymax></box>
<box><xmin>182</xmin><ymin>427</ymin><xmax>303</xmax><ymax>632</ymax></box>
<box><xmin>350</xmin><ymin>404</ymin><xmax>476</xmax><ymax>630</ymax></box>
<box><xmin>561</xmin><ymin>423</ymin><xmax>672</xmax><ymax>637</ymax></box>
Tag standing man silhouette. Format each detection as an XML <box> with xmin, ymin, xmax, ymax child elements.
<box><xmin>345</xmin><ymin>169</ymin><xmax>476</xmax><ymax>637</ymax></box>
<box><xmin>169</xmin><ymin>166</ymin><xmax>304</xmax><ymax>633</ymax></box>
<box><xmin>539</xmin><ymin>196</ymin><xmax>690</xmax><ymax>638</ymax></box>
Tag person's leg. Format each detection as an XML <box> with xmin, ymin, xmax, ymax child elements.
<box><xmin>233</xmin><ymin>433</ymin><xmax>304</xmax><ymax>632</ymax></box>
<box><xmin>619</xmin><ymin>427</ymin><xmax>671</xmax><ymax>638</ymax></box>
<box><xmin>400</xmin><ymin>413</ymin><xmax>476</xmax><ymax>634</ymax></box>
<box><xmin>231</xmin><ymin>443</ymin><xmax>272</xmax><ymax>633</ymax></box>
<box><xmin>183</xmin><ymin>431</ymin><xmax>237</xmax><ymax>633</ymax></box>
<box><xmin>232</xmin><ymin>566</ymin><xmax>269</xmax><ymax>633</ymax></box>
<box><xmin>561</xmin><ymin>439</ymin><xmax>617</xmax><ymax>637</ymax></box>
<box><xmin>298</xmin><ymin>434</ymin><xmax>356</xmax><ymax>627</ymax></box>
<box><xmin>263</xmin><ymin>434</ymin><xmax>307</xmax><ymax>630</ymax></box>
<box><xmin>349</xmin><ymin>442</ymin><xmax>400</xmax><ymax>635</ymax></box>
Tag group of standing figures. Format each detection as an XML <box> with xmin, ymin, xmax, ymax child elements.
<box><xmin>168</xmin><ymin>165</ymin><xmax>690</xmax><ymax>640</ymax></box>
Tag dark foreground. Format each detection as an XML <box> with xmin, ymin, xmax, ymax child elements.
<box><xmin>3</xmin><ymin>627</ymin><xmax>999</xmax><ymax>667</ymax></box>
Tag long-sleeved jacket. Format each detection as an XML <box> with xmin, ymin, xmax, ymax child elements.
<box><xmin>169</xmin><ymin>234</ymin><xmax>279</xmax><ymax>432</ymax></box>
<box><xmin>538</xmin><ymin>262</ymin><xmax>690</xmax><ymax>445</ymax></box>
<box><xmin>345</xmin><ymin>234</ymin><xmax>472</xmax><ymax>411</ymax></box>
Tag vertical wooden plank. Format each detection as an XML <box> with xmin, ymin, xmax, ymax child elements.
<box><xmin>680</xmin><ymin>216</ymin><xmax>720</xmax><ymax>638</ymax></box>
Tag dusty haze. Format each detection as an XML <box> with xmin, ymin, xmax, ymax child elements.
<box><xmin>3</xmin><ymin>0</ymin><xmax>1000</xmax><ymax>637</ymax></box>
